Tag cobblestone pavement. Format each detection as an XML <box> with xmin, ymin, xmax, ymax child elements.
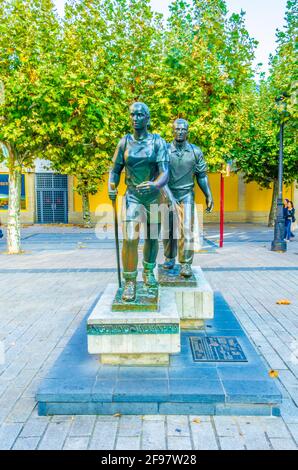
<box><xmin>0</xmin><ymin>224</ymin><xmax>297</xmax><ymax>450</ymax></box>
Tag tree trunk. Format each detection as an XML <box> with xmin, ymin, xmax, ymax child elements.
<box><xmin>82</xmin><ymin>191</ymin><xmax>92</xmax><ymax>228</ymax></box>
<box><xmin>268</xmin><ymin>179</ymin><xmax>279</xmax><ymax>227</ymax></box>
<box><xmin>7</xmin><ymin>165</ymin><xmax>22</xmax><ymax>254</ymax></box>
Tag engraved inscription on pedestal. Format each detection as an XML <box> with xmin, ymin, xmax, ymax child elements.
<box><xmin>87</xmin><ymin>323</ymin><xmax>179</xmax><ymax>336</ymax></box>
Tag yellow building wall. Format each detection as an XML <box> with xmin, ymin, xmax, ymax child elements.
<box><xmin>74</xmin><ymin>173</ymin><xmax>239</xmax><ymax>213</ymax></box>
<box><xmin>245</xmin><ymin>181</ymin><xmax>293</xmax><ymax>212</ymax></box>
<box><xmin>71</xmin><ymin>172</ymin><xmax>296</xmax><ymax>224</ymax></box>
<box><xmin>194</xmin><ymin>174</ymin><xmax>238</xmax><ymax>212</ymax></box>
<box><xmin>74</xmin><ymin>173</ymin><xmax>126</xmax><ymax>213</ymax></box>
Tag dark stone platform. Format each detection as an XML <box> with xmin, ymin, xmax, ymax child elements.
<box><xmin>158</xmin><ymin>264</ymin><xmax>197</xmax><ymax>287</ymax></box>
<box><xmin>36</xmin><ymin>292</ymin><xmax>282</xmax><ymax>416</ymax></box>
<box><xmin>112</xmin><ymin>282</ymin><xmax>159</xmax><ymax>312</ymax></box>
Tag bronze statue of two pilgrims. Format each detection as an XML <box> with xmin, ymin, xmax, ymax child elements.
<box><xmin>108</xmin><ymin>103</ymin><xmax>213</xmax><ymax>302</ymax></box>
<box><xmin>108</xmin><ymin>102</ymin><xmax>169</xmax><ymax>302</ymax></box>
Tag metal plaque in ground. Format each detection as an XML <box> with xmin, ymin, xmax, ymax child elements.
<box><xmin>190</xmin><ymin>336</ymin><xmax>248</xmax><ymax>362</ymax></box>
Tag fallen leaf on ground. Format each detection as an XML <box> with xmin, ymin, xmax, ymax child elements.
<box><xmin>276</xmin><ymin>299</ymin><xmax>291</xmax><ymax>305</ymax></box>
<box><xmin>192</xmin><ymin>418</ymin><xmax>201</xmax><ymax>424</ymax></box>
<box><xmin>269</xmin><ymin>369</ymin><xmax>279</xmax><ymax>378</ymax></box>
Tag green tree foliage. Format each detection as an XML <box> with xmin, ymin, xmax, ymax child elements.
<box><xmin>231</xmin><ymin>0</ymin><xmax>298</xmax><ymax>225</ymax></box>
<box><xmin>40</xmin><ymin>0</ymin><xmax>113</xmax><ymax>226</ymax></box>
<box><xmin>0</xmin><ymin>0</ymin><xmax>59</xmax><ymax>252</ymax></box>
<box><xmin>149</xmin><ymin>0</ymin><xmax>257</xmax><ymax>168</ymax></box>
<box><xmin>41</xmin><ymin>0</ymin><xmax>164</xmax><ymax>225</ymax></box>
<box><xmin>269</xmin><ymin>0</ymin><xmax>298</xmax><ymax>119</ymax></box>
<box><xmin>1</xmin><ymin>0</ymin><xmax>296</xmax><ymax>234</ymax></box>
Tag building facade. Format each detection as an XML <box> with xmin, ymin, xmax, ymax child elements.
<box><xmin>0</xmin><ymin>159</ymin><xmax>297</xmax><ymax>226</ymax></box>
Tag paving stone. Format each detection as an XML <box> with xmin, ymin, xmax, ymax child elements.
<box><xmin>12</xmin><ymin>437</ymin><xmax>40</xmax><ymax>450</ymax></box>
<box><xmin>38</xmin><ymin>420</ymin><xmax>72</xmax><ymax>450</ymax></box>
<box><xmin>287</xmin><ymin>423</ymin><xmax>298</xmax><ymax>444</ymax></box>
<box><xmin>262</xmin><ymin>418</ymin><xmax>291</xmax><ymax>438</ymax></box>
<box><xmin>280</xmin><ymin>399</ymin><xmax>298</xmax><ymax>423</ymax></box>
<box><xmin>269</xmin><ymin>438</ymin><xmax>297</xmax><ymax>450</ymax></box>
<box><xmin>6</xmin><ymin>398</ymin><xmax>36</xmax><ymax>423</ymax></box>
<box><xmin>11</xmin><ymin>369</ymin><xmax>37</xmax><ymax>389</ymax></box>
<box><xmin>239</xmin><ymin>424</ymin><xmax>271</xmax><ymax>450</ymax></box>
<box><xmin>63</xmin><ymin>436</ymin><xmax>90</xmax><ymax>450</ymax></box>
<box><xmin>115</xmin><ymin>437</ymin><xmax>141</xmax><ymax>450</ymax></box>
<box><xmin>20</xmin><ymin>419</ymin><xmax>48</xmax><ymax>438</ymax></box>
<box><xmin>167</xmin><ymin>415</ymin><xmax>190</xmax><ymax>437</ymax></box>
<box><xmin>219</xmin><ymin>436</ymin><xmax>245</xmax><ymax>450</ymax></box>
<box><xmin>167</xmin><ymin>436</ymin><xmax>192</xmax><ymax>450</ymax></box>
<box><xmin>141</xmin><ymin>420</ymin><xmax>166</xmax><ymax>450</ymax></box>
<box><xmin>0</xmin><ymin>423</ymin><xmax>23</xmax><ymax>450</ymax></box>
<box><xmin>0</xmin><ymin>386</ymin><xmax>23</xmax><ymax>412</ymax></box>
<box><xmin>118</xmin><ymin>416</ymin><xmax>142</xmax><ymax>437</ymax></box>
<box><xmin>89</xmin><ymin>420</ymin><xmax>118</xmax><ymax>450</ymax></box>
<box><xmin>213</xmin><ymin>416</ymin><xmax>240</xmax><ymax>438</ymax></box>
<box><xmin>190</xmin><ymin>421</ymin><xmax>218</xmax><ymax>450</ymax></box>
<box><xmin>69</xmin><ymin>415</ymin><xmax>96</xmax><ymax>436</ymax></box>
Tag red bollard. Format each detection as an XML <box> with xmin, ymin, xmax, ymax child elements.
<box><xmin>219</xmin><ymin>172</ymin><xmax>224</xmax><ymax>248</ymax></box>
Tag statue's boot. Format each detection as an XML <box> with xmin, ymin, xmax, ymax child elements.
<box><xmin>142</xmin><ymin>261</ymin><xmax>157</xmax><ymax>288</ymax></box>
<box><xmin>180</xmin><ymin>263</ymin><xmax>192</xmax><ymax>278</ymax></box>
<box><xmin>122</xmin><ymin>271</ymin><xmax>137</xmax><ymax>302</ymax></box>
<box><xmin>163</xmin><ymin>258</ymin><xmax>175</xmax><ymax>270</ymax></box>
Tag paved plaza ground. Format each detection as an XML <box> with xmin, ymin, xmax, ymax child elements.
<box><xmin>0</xmin><ymin>223</ymin><xmax>298</xmax><ymax>450</ymax></box>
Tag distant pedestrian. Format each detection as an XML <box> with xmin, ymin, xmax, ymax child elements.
<box><xmin>283</xmin><ymin>198</ymin><xmax>289</xmax><ymax>218</ymax></box>
<box><xmin>284</xmin><ymin>200</ymin><xmax>296</xmax><ymax>241</ymax></box>
<box><xmin>283</xmin><ymin>199</ymin><xmax>290</xmax><ymax>237</ymax></box>
<box><xmin>283</xmin><ymin>198</ymin><xmax>295</xmax><ymax>239</ymax></box>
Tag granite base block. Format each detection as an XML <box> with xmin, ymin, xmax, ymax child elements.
<box><xmin>160</xmin><ymin>266</ymin><xmax>214</xmax><ymax>324</ymax></box>
<box><xmin>87</xmin><ymin>284</ymin><xmax>180</xmax><ymax>365</ymax></box>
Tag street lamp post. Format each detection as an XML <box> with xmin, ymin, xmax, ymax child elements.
<box><xmin>271</xmin><ymin>97</ymin><xmax>287</xmax><ymax>252</ymax></box>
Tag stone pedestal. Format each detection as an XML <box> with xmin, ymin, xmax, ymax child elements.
<box><xmin>158</xmin><ymin>265</ymin><xmax>214</xmax><ymax>329</ymax></box>
<box><xmin>87</xmin><ymin>284</ymin><xmax>180</xmax><ymax>365</ymax></box>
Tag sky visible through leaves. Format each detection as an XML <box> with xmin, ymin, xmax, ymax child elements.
<box><xmin>54</xmin><ymin>0</ymin><xmax>288</xmax><ymax>75</ymax></box>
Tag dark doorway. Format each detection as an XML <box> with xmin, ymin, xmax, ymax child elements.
<box><xmin>36</xmin><ymin>174</ymin><xmax>68</xmax><ymax>223</ymax></box>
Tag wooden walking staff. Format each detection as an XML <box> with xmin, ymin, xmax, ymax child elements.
<box><xmin>110</xmin><ymin>182</ymin><xmax>122</xmax><ymax>288</ymax></box>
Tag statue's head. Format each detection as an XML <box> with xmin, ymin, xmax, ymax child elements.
<box><xmin>130</xmin><ymin>102</ymin><xmax>150</xmax><ymax>131</ymax></box>
<box><xmin>173</xmin><ymin>118</ymin><xmax>189</xmax><ymax>143</ymax></box>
